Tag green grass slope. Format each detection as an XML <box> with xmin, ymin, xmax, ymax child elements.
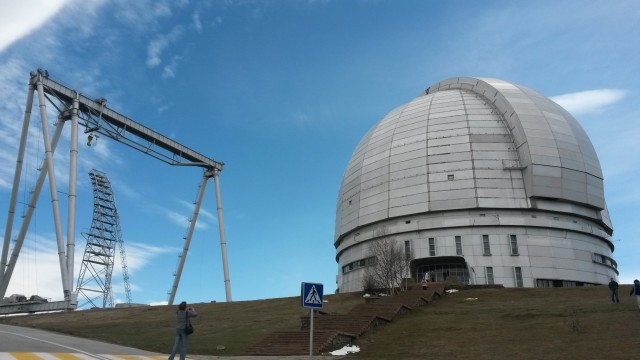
<box><xmin>1</xmin><ymin>285</ymin><xmax>639</xmax><ymax>359</ymax></box>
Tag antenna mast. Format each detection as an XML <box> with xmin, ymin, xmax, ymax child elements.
<box><xmin>76</xmin><ymin>169</ymin><xmax>132</xmax><ymax>308</ymax></box>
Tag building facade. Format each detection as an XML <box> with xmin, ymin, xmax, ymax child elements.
<box><xmin>334</xmin><ymin>77</ymin><xmax>616</xmax><ymax>292</ymax></box>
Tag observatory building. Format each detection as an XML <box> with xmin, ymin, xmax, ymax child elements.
<box><xmin>334</xmin><ymin>77</ymin><xmax>616</xmax><ymax>292</ymax></box>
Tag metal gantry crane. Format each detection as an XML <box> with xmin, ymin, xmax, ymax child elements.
<box><xmin>0</xmin><ymin>69</ymin><xmax>231</xmax><ymax>314</ymax></box>
<box><xmin>76</xmin><ymin>169</ymin><xmax>132</xmax><ymax>308</ymax></box>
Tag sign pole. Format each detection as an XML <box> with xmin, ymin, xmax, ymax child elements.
<box><xmin>309</xmin><ymin>308</ymin><xmax>314</xmax><ymax>360</ymax></box>
<box><xmin>301</xmin><ymin>282</ymin><xmax>323</xmax><ymax>360</ymax></box>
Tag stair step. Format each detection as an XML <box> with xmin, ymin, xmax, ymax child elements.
<box><xmin>246</xmin><ymin>283</ymin><xmax>444</xmax><ymax>356</ymax></box>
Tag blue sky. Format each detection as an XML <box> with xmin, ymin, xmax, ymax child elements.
<box><xmin>0</xmin><ymin>0</ymin><xmax>638</xmax><ymax>305</ymax></box>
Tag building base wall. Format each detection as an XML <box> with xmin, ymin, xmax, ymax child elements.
<box><xmin>336</xmin><ymin>209</ymin><xmax>616</xmax><ymax>293</ymax></box>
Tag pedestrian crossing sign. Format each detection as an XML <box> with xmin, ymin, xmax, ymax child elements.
<box><xmin>301</xmin><ymin>282</ymin><xmax>324</xmax><ymax>309</ymax></box>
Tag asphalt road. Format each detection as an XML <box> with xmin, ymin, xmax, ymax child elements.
<box><xmin>0</xmin><ymin>323</ymin><xmax>163</xmax><ymax>357</ymax></box>
<box><xmin>0</xmin><ymin>324</ymin><xmax>337</xmax><ymax>359</ymax></box>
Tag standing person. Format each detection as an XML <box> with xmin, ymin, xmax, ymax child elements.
<box><xmin>608</xmin><ymin>278</ymin><xmax>620</xmax><ymax>303</ymax></box>
<box><xmin>631</xmin><ymin>279</ymin><xmax>640</xmax><ymax>311</ymax></box>
<box><xmin>168</xmin><ymin>301</ymin><xmax>197</xmax><ymax>360</ymax></box>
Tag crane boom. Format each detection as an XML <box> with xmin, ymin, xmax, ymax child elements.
<box><xmin>36</xmin><ymin>70</ymin><xmax>223</xmax><ymax>171</ymax></box>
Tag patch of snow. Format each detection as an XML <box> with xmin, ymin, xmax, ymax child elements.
<box><xmin>464</xmin><ymin>297</ymin><xmax>478</xmax><ymax>301</ymax></box>
<box><xmin>330</xmin><ymin>344</ymin><xmax>360</xmax><ymax>356</ymax></box>
<box><xmin>363</xmin><ymin>293</ymin><xmax>371</xmax><ymax>297</ymax></box>
<box><xmin>446</xmin><ymin>289</ymin><xmax>459</xmax><ymax>294</ymax></box>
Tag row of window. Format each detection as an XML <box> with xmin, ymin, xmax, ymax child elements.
<box><xmin>403</xmin><ymin>234</ymin><xmax>520</xmax><ymax>258</ymax></box>
<box><xmin>427</xmin><ymin>265</ymin><xmax>601</xmax><ymax>288</ymax></box>
<box><xmin>536</xmin><ymin>279</ymin><xmax>598</xmax><ymax>288</ymax></box>
<box><xmin>593</xmin><ymin>252</ymin><xmax>618</xmax><ymax>273</ymax></box>
<box><xmin>346</xmin><ymin>257</ymin><xmax>604</xmax><ymax>288</ymax></box>
<box><xmin>342</xmin><ymin>256</ymin><xmax>375</xmax><ymax>274</ymax></box>
<box><xmin>485</xmin><ymin>266</ymin><xmax>523</xmax><ymax>287</ymax></box>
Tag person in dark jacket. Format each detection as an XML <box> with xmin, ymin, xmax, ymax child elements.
<box><xmin>631</xmin><ymin>279</ymin><xmax>640</xmax><ymax>311</ymax></box>
<box><xmin>608</xmin><ymin>278</ymin><xmax>620</xmax><ymax>303</ymax></box>
<box><xmin>168</xmin><ymin>301</ymin><xmax>198</xmax><ymax>360</ymax></box>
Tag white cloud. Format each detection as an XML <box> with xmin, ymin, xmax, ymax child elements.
<box><xmin>153</xmin><ymin>2</ymin><xmax>172</xmax><ymax>17</ymax></box>
<box><xmin>178</xmin><ymin>198</ymin><xmax>217</xmax><ymax>225</ymax></box>
<box><xmin>75</xmin><ymin>241</ymin><xmax>172</xmax><ymax>307</ymax></box>
<box><xmin>0</xmin><ymin>0</ymin><xmax>71</xmax><ymax>53</ymax></box>
<box><xmin>146</xmin><ymin>26</ymin><xmax>184</xmax><ymax>68</ymax></box>
<box><xmin>0</xmin><ymin>58</ymin><xmax>30</xmax><ymax>190</ymax></box>
<box><xmin>113</xmin><ymin>0</ymin><xmax>174</xmax><ymax>30</ymax></box>
<box><xmin>114</xmin><ymin>242</ymin><xmax>172</xmax><ymax>273</ymax></box>
<box><xmin>5</xmin><ymin>235</ymin><xmax>71</xmax><ymax>301</ymax></box>
<box><xmin>550</xmin><ymin>89</ymin><xmax>627</xmax><ymax>116</ymax></box>
<box><xmin>308</xmin><ymin>0</ymin><xmax>331</xmax><ymax>5</ymax></box>
<box><xmin>84</xmin><ymin>134</ymin><xmax>113</xmax><ymax>159</ymax></box>
<box><xmin>5</xmin><ymin>236</ymin><xmax>173</xmax><ymax>304</ymax></box>
<box><xmin>292</xmin><ymin>110</ymin><xmax>312</xmax><ymax>126</ymax></box>
<box><xmin>164</xmin><ymin>208</ymin><xmax>209</xmax><ymax>230</ymax></box>
<box><xmin>192</xmin><ymin>11</ymin><xmax>203</xmax><ymax>32</ymax></box>
<box><xmin>162</xmin><ymin>56</ymin><xmax>183</xmax><ymax>79</ymax></box>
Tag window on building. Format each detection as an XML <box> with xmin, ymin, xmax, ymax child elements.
<box><xmin>482</xmin><ymin>235</ymin><xmax>491</xmax><ymax>255</ymax></box>
<box><xmin>455</xmin><ymin>236</ymin><xmax>463</xmax><ymax>255</ymax></box>
<box><xmin>510</xmin><ymin>235</ymin><xmax>519</xmax><ymax>256</ymax></box>
<box><xmin>486</xmin><ymin>267</ymin><xmax>494</xmax><ymax>285</ymax></box>
<box><xmin>404</xmin><ymin>240</ymin><xmax>411</xmax><ymax>260</ymax></box>
<box><xmin>592</xmin><ymin>252</ymin><xmax>618</xmax><ymax>272</ymax></box>
<box><xmin>429</xmin><ymin>237</ymin><xmax>436</xmax><ymax>256</ymax></box>
<box><xmin>514</xmin><ymin>267</ymin><xmax>523</xmax><ymax>287</ymax></box>
<box><xmin>342</xmin><ymin>256</ymin><xmax>376</xmax><ymax>274</ymax></box>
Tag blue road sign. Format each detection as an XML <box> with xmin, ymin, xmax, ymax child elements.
<box><xmin>301</xmin><ymin>282</ymin><xmax>324</xmax><ymax>309</ymax></box>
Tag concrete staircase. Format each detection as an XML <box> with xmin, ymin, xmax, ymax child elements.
<box><xmin>246</xmin><ymin>330</ymin><xmax>356</xmax><ymax>356</ymax></box>
<box><xmin>246</xmin><ymin>283</ymin><xmax>444</xmax><ymax>356</ymax></box>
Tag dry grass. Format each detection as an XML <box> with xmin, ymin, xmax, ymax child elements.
<box><xmin>0</xmin><ymin>292</ymin><xmax>364</xmax><ymax>355</ymax></box>
<box><xmin>1</xmin><ymin>286</ymin><xmax>639</xmax><ymax>359</ymax></box>
<box><xmin>355</xmin><ymin>285</ymin><xmax>640</xmax><ymax>359</ymax></box>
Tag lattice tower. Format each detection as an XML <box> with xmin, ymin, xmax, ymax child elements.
<box><xmin>75</xmin><ymin>169</ymin><xmax>132</xmax><ymax>308</ymax></box>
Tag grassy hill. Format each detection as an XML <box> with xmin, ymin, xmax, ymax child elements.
<box><xmin>1</xmin><ymin>285</ymin><xmax>639</xmax><ymax>359</ymax></box>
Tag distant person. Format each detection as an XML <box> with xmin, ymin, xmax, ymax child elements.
<box><xmin>168</xmin><ymin>301</ymin><xmax>198</xmax><ymax>360</ymax></box>
<box><xmin>631</xmin><ymin>279</ymin><xmax>640</xmax><ymax>311</ymax></box>
<box><xmin>421</xmin><ymin>279</ymin><xmax>428</xmax><ymax>290</ymax></box>
<box><xmin>608</xmin><ymin>278</ymin><xmax>619</xmax><ymax>303</ymax></box>
<box><xmin>424</xmin><ymin>272</ymin><xmax>430</xmax><ymax>282</ymax></box>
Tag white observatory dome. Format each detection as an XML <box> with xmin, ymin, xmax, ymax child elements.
<box><xmin>335</xmin><ymin>77</ymin><xmax>615</xmax><ymax>292</ymax></box>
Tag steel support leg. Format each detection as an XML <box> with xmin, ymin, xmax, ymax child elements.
<box><xmin>213</xmin><ymin>169</ymin><xmax>232</xmax><ymax>302</ymax></box>
<box><xmin>0</xmin><ymin>114</ymin><xmax>65</xmax><ymax>299</ymax></box>
<box><xmin>168</xmin><ymin>172</ymin><xmax>209</xmax><ymax>305</ymax></box>
<box><xmin>66</xmin><ymin>96</ymin><xmax>79</xmax><ymax>294</ymax></box>
<box><xmin>36</xmin><ymin>78</ymin><xmax>71</xmax><ymax>300</ymax></box>
<box><xmin>0</xmin><ymin>84</ymin><xmax>35</xmax><ymax>287</ymax></box>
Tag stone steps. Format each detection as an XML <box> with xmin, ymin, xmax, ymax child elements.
<box><xmin>246</xmin><ymin>283</ymin><xmax>444</xmax><ymax>356</ymax></box>
<box><xmin>246</xmin><ymin>330</ymin><xmax>355</xmax><ymax>356</ymax></box>
<box><xmin>301</xmin><ymin>314</ymin><xmax>388</xmax><ymax>337</ymax></box>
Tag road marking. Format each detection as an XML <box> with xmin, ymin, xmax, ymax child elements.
<box><xmin>0</xmin><ymin>354</ymin><xmax>165</xmax><ymax>360</ymax></box>
<box><xmin>0</xmin><ymin>330</ymin><xmax>110</xmax><ymax>359</ymax></box>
